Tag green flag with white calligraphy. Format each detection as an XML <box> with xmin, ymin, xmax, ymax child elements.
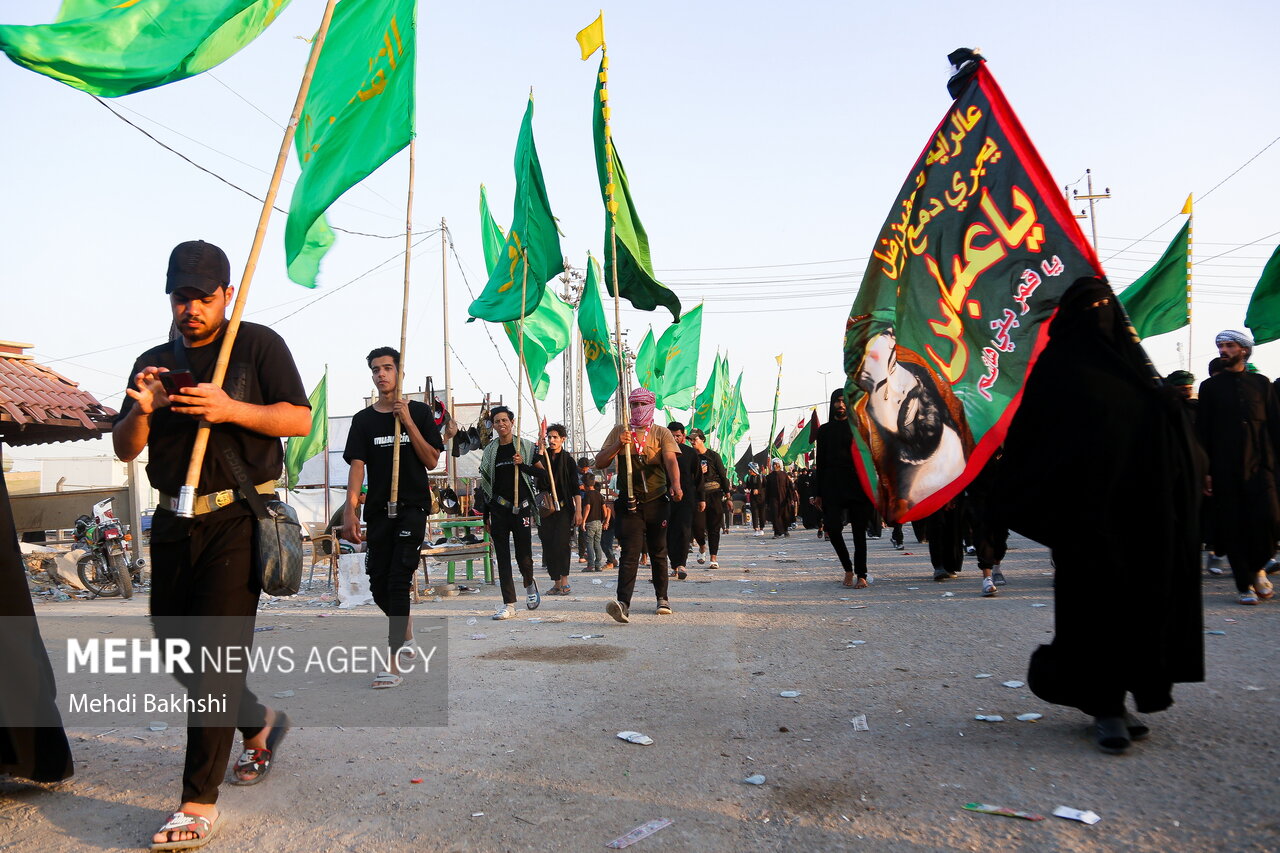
<box><xmin>843</xmin><ymin>49</ymin><xmax>1104</xmax><ymax>522</ymax></box>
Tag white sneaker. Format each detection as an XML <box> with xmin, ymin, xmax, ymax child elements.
<box><xmin>492</xmin><ymin>604</ymin><xmax>516</xmax><ymax>620</ymax></box>
<box><xmin>525</xmin><ymin>582</ymin><xmax>540</xmax><ymax>610</ymax></box>
<box><xmin>1206</xmin><ymin>554</ymin><xmax>1226</xmax><ymax>575</ymax></box>
<box><xmin>696</xmin><ymin>549</ymin><xmax>706</xmax><ymax>564</ymax></box>
<box><xmin>982</xmin><ymin>577</ymin><xmax>997</xmax><ymax>597</ymax></box>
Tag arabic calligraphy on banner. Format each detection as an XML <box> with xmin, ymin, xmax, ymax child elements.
<box><xmin>842</xmin><ymin>56</ymin><xmax>1103</xmax><ymax>523</ymax></box>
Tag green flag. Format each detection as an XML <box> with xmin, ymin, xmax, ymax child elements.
<box><xmin>480</xmin><ymin>184</ymin><xmax>506</xmax><ymax>274</ymax></box>
<box><xmin>782</xmin><ymin>409</ymin><xmax>817</xmax><ymax>465</ymax></box>
<box><xmin>1245</xmin><ymin>244</ymin><xmax>1280</xmax><ymax>346</ymax></box>
<box><xmin>469</xmin><ymin>96</ymin><xmax>564</xmax><ymax>322</ymax></box>
<box><xmin>691</xmin><ymin>353</ymin><xmax>726</xmax><ymax>432</ymax></box>
<box><xmin>0</xmin><ymin>0</ymin><xmax>289</xmax><ymax>98</ymax></box>
<box><xmin>284</xmin><ymin>371</ymin><xmax>327</xmax><ymax>490</ymax></box>
<box><xmin>730</xmin><ymin>372</ymin><xmax>750</xmax><ymax>446</ymax></box>
<box><xmin>592</xmin><ymin>57</ymin><xmax>680</xmax><ymax>322</ymax></box>
<box><xmin>502</xmin><ymin>291</ymin><xmax>573</xmax><ymax>400</ymax></box>
<box><xmin>654</xmin><ymin>304</ymin><xmax>703</xmax><ymax>410</ymax></box>
<box><xmin>635</xmin><ymin>329</ymin><xmax>658</xmax><ymax>392</ymax></box>
<box><xmin>718</xmin><ymin>370</ymin><xmax>748</xmax><ymax>450</ymax></box>
<box><xmin>285</xmin><ymin>0</ymin><xmax>416</xmax><ymax>287</ymax></box>
<box><xmin>481</xmin><ymin>184</ymin><xmax>572</xmax><ymax>399</ymax></box>
<box><xmin>1118</xmin><ymin>220</ymin><xmax>1190</xmax><ymax>339</ymax></box>
<box><xmin>578</xmin><ymin>254</ymin><xmax>620</xmax><ymax>412</ymax></box>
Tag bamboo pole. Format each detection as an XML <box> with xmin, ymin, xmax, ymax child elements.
<box><xmin>388</xmin><ymin>137</ymin><xmax>417</xmax><ymax>519</ymax></box>
<box><xmin>441</xmin><ymin>217</ymin><xmax>455</xmax><ymax>495</ymax></box>
<box><xmin>1186</xmin><ymin>200</ymin><xmax>1194</xmax><ymax>372</ymax></box>
<box><xmin>176</xmin><ymin>0</ymin><xmax>340</xmax><ymax>517</ymax></box>
<box><xmin>514</xmin><ymin>251</ymin><xmax>530</xmax><ymax>509</ymax></box>
<box><xmin>599</xmin><ymin>44</ymin><xmax>635</xmax><ymax>509</ymax></box>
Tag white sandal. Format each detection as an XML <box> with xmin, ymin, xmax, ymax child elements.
<box><xmin>372</xmin><ymin>671</ymin><xmax>403</xmax><ymax>689</ymax></box>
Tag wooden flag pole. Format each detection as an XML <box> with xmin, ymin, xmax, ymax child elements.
<box><xmin>441</xmin><ymin>217</ymin><xmax>456</xmax><ymax>495</ymax></box>
<box><xmin>176</xmin><ymin>0</ymin><xmax>340</xmax><ymax>517</ymax></box>
<box><xmin>514</xmin><ymin>250</ymin><xmax>530</xmax><ymax>509</ymax></box>
<box><xmin>599</xmin><ymin>44</ymin><xmax>635</xmax><ymax>508</ymax></box>
<box><xmin>1185</xmin><ymin>198</ymin><xmax>1194</xmax><ymax>372</ymax></box>
<box><xmin>388</xmin><ymin>137</ymin><xmax>417</xmax><ymax>519</ymax></box>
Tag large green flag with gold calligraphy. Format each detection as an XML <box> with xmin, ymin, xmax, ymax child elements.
<box><xmin>578</xmin><ymin>254</ymin><xmax>620</xmax><ymax>412</ymax></box>
<box><xmin>468</xmin><ymin>95</ymin><xmax>564</xmax><ymax>321</ymax></box>
<box><xmin>479</xmin><ymin>184</ymin><xmax>571</xmax><ymax>400</ymax></box>
<box><xmin>0</xmin><ymin>0</ymin><xmax>289</xmax><ymax>98</ymax></box>
<box><xmin>842</xmin><ymin>49</ymin><xmax>1104</xmax><ymax>523</ymax></box>
<box><xmin>285</xmin><ymin>0</ymin><xmax>416</xmax><ymax>287</ymax></box>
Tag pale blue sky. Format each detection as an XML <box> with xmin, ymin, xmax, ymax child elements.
<box><xmin>3</xmin><ymin>0</ymin><xmax>1278</xmax><ymax>465</ymax></box>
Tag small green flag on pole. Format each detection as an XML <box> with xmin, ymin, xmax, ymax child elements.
<box><xmin>691</xmin><ymin>352</ymin><xmax>725</xmax><ymax>432</ymax></box>
<box><xmin>578</xmin><ymin>254</ymin><xmax>620</xmax><ymax>412</ymax></box>
<box><xmin>635</xmin><ymin>329</ymin><xmax>658</xmax><ymax>392</ymax></box>
<box><xmin>468</xmin><ymin>95</ymin><xmax>564</xmax><ymax>322</ymax></box>
<box><xmin>1245</xmin><ymin>244</ymin><xmax>1280</xmax><ymax>346</ymax></box>
<box><xmin>591</xmin><ymin>55</ymin><xmax>681</xmax><ymax>321</ymax></box>
<box><xmin>782</xmin><ymin>409</ymin><xmax>817</xmax><ymax>465</ymax></box>
<box><xmin>285</xmin><ymin>0</ymin><xmax>416</xmax><ymax>287</ymax></box>
<box><xmin>480</xmin><ymin>184</ymin><xmax>506</xmax><ymax>273</ymax></box>
<box><xmin>654</xmin><ymin>303</ymin><xmax>703</xmax><ymax>410</ymax></box>
<box><xmin>285</xmin><ymin>371</ymin><xmax>327</xmax><ymax>489</ymax></box>
<box><xmin>1118</xmin><ymin>219</ymin><xmax>1191</xmax><ymax>339</ymax></box>
<box><xmin>502</xmin><ymin>293</ymin><xmax>573</xmax><ymax>400</ymax></box>
<box><xmin>0</xmin><ymin>0</ymin><xmax>290</xmax><ymax>98</ymax></box>
<box><xmin>480</xmin><ymin>185</ymin><xmax>572</xmax><ymax>399</ymax></box>
<box><xmin>730</xmin><ymin>372</ymin><xmax>750</xmax><ymax>446</ymax></box>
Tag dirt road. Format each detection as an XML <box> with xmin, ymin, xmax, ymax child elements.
<box><xmin>3</xmin><ymin>527</ymin><xmax>1278</xmax><ymax>852</ymax></box>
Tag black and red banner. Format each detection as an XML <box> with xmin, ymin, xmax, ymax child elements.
<box><xmin>842</xmin><ymin>50</ymin><xmax>1104</xmax><ymax>522</ymax></box>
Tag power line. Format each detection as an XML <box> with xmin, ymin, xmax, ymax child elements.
<box><xmin>90</xmin><ymin>96</ymin><xmax>430</xmax><ymax>239</ymax></box>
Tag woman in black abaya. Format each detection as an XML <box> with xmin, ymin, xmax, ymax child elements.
<box><xmin>994</xmin><ymin>277</ymin><xmax>1204</xmax><ymax>755</ymax></box>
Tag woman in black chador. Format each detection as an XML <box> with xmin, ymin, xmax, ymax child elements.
<box><xmin>994</xmin><ymin>277</ymin><xmax>1204</xmax><ymax>755</ymax></box>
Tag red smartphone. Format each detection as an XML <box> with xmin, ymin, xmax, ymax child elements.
<box><xmin>159</xmin><ymin>370</ymin><xmax>196</xmax><ymax>395</ymax></box>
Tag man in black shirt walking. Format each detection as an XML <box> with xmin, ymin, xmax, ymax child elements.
<box><xmin>343</xmin><ymin>348</ymin><xmax>443</xmax><ymax>686</ymax></box>
<box><xmin>114</xmin><ymin>240</ymin><xmax>312</xmax><ymax>849</ymax></box>
<box><xmin>814</xmin><ymin>389</ymin><xmax>874</xmax><ymax>589</ymax></box>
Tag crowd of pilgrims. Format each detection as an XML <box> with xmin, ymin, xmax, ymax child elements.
<box><xmin>470</xmin><ymin>284</ymin><xmax>1278</xmax><ymax>758</ymax></box>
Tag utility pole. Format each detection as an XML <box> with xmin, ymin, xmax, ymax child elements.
<box><xmin>559</xmin><ymin>261</ymin><xmax>585</xmax><ymax>455</ymax></box>
<box><xmin>1067</xmin><ymin>168</ymin><xmax>1111</xmax><ymax>252</ymax></box>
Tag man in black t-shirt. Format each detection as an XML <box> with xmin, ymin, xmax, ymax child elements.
<box><xmin>113</xmin><ymin>240</ymin><xmax>312</xmax><ymax>849</ymax></box>
<box><xmin>343</xmin><ymin>347</ymin><xmax>443</xmax><ymax>685</ymax></box>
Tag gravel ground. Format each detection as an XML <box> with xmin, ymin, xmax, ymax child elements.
<box><xmin>3</xmin><ymin>525</ymin><xmax>1279</xmax><ymax>852</ymax></box>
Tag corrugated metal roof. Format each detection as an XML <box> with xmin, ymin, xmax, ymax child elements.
<box><xmin>0</xmin><ymin>348</ymin><xmax>116</xmax><ymax>447</ymax></box>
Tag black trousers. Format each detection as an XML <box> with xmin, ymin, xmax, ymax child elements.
<box><xmin>538</xmin><ymin>506</ymin><xmax>574</xmax><ymax>580</ymax></box>
<box><xmin>926</xmin><ymin>506</ymin><xmax>965</xmax><ymax>574</ymax></box>
<box><xmin>616</xmin><ymin>498</ymin><xmax>670</xmax><ymax>606</ymax></box>
<box><xmin>667</xmin><ymin>499</ymin><xmax>695</xmax><ymax>569</ymax></box>
<box><xmin>150</xmin><ymin>508</ymin><xmax>267</xmax><ymax>805</ymax></box>
<box><xmin>822</xmin><ymin>494</ymin><xmax>869</xmax><ymax>576</ymax></box>
<box><xmin>889</xmin><ymin>523</ymin><xmax>904</xmax><ymax>548</ymax></box>
<box><xmin>364</xmin><ymin>506</ymin><xmax>427</xmax><ymax>650</ymax></box>
<box><xmin>750</xmin><ymin>498</ymin><xmax>766</xmax><ymax>530</ymax></box>
<box><xmin>489</xmin><ymin>508</ymin><xmax>534</xmax><ymax>604</ymax></box>
<box><xmin>692</xmin><ymin>491</ymin><xmax>724</xmax><ymax>556</ymax></box>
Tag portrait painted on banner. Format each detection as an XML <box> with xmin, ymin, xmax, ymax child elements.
<box><xmin>851</xmin><ymin>328</ymin><xmax>975</xmax><ymax>520</ymax></box>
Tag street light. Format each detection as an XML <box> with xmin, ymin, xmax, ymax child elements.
<box><xmin>818</xmin><ymin>370</ymin><xmax>831</xmax><ymax>399</ymax></box>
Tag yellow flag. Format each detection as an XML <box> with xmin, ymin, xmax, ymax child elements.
<box><xmin>1180</xmin><ymin>193</ymin><xmax>1193</xmax><ymax>215</ymax></box>
<box><xmin>775</xmin><ymin>354</ymin><xmax>784</xmax><ymax>366</ymax></box>
<box><xmin>576</xmin><ymin>12</ymin><xmax>605</xmax><ymax>60</ymax></box>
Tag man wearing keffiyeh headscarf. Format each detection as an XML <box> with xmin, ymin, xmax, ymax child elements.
<box><xmin>1197</xmin><ymin>329</ymin><xmax>1280</xmax><ymax>604</ymax></box>
<box><xmin>594</xmin><ymin>388</ymin><xmax>683</xmax><ymax>623</ymax></box>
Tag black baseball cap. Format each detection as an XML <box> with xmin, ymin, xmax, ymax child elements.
<box><xmin>166</xmin><ymin>240</ymin><xmax>231</xmax><ymax>294</ymax></box>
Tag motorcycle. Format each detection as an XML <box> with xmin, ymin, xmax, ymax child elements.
<box><xmin>74</xmin><ymin>497</ymin><xmax>144</xmax><ymax>599</ymax></box>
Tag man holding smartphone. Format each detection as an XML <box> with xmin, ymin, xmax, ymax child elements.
<box><xmin>113</xmin><ymin>240</ymin><xmax>312</xmax><ymax>849</ymax></box>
